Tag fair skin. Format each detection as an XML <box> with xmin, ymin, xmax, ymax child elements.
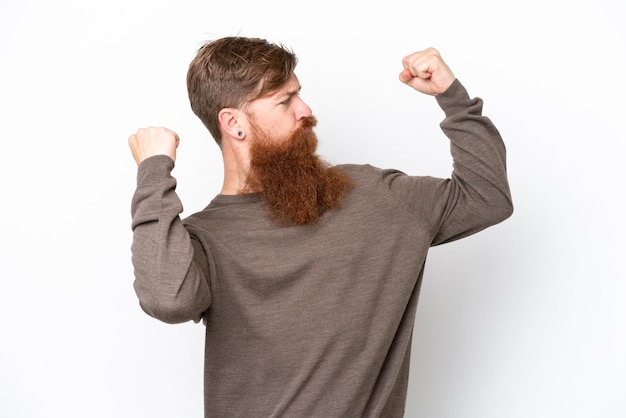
<box><xmin>128</xmin><ymin>47</ymin><xmax>455</xmax><ymax>193</ymax></box>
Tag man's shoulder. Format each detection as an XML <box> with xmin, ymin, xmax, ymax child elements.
<box><xmin>337</xmin><ymin>163</ymin><xmax>382</xmax><ymax>177</ymax></box>
<box><xmin>182</xmin><ymin>194</ymin><xmax>263</xmax><ymax>227</ymax></box>
<box><xmin>338</xmin><ymin>163</ymin><xmax>407</xmax><ymax>184</ymax></box>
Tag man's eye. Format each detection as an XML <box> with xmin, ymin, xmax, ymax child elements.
<box><xmin>280</xmin><ymin>98</ymin><xmax>291</xmax><ymax>105</ymax></box>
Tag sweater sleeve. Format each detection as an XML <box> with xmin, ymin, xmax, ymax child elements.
<box><xmin>386</xmin><ymin>79</ymin><xmax>513</xmax><ymax>245</ymax></box>
<box><xmin>130</xmin><ymin>155</ymin><xmax>211</xmax><ymax>324</ymax></box>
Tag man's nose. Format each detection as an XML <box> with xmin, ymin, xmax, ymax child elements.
<box><xmin>296</xmin><ymin>97</ymin><xmax>313</xmax><ymax>120</ymax></box>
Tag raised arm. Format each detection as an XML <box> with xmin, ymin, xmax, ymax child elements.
<box><xmin>390</xmin><ymin>48</ymin><xmax>513</xmax><ymax>244</ymax></box>
<box><xmin>128</xmin><ymin>128</ymin><xmax>211</xmax><ymax>323</ymax></box>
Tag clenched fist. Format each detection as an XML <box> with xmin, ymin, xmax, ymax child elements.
<box><xmin>399</xmin><ymin>47</ymin><xmax>456</xmax><ymax>96</ymax></box>
<box><xmin>128</xmin><ymin>127</ymin><xmax>180</xmax><ymax>165</ymax></box>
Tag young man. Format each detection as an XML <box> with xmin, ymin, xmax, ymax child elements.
<box><xmin>128</xmin><ymin>36</ymin><xmax>513</xmax><ymax>417</ymax></box>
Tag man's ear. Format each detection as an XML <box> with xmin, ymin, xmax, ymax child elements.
<box><xmin>218</xmin><ymin>108</ymin><xmax>245</xmax><ymax>140</ymax></box>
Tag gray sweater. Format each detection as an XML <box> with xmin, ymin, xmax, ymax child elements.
<box><xmin>130</xmin><ymin>79</ymin><xmax>513</xmax><ymax>417</ymax></box>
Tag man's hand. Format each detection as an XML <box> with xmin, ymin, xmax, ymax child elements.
<box><xmin>399</xmin><ymin>47</ymin><xmax>456</xmax><ymax>96</ymax></box>
<box><xmin>128</xmin><ymin>127</ymin><xmax>180</xmax><ymax>165</ymax></box>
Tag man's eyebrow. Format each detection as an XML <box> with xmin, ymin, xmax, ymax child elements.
<box><xmin>283</xmin><ymin>85</ymin><xmax>302</xmax><ymax>97</ymax></box>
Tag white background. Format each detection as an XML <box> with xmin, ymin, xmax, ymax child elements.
<box><xmin>1</xmin><ymin>0</ymin><xmax>624</xmax><ymax>417</ymax></box>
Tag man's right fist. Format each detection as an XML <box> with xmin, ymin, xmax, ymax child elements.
<box><xmin>128</xmin><ymin>126</ymin><xmax>180</xmax><ymax>165</ymax></box>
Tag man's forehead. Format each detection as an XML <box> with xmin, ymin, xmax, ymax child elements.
<box><xmin>269</xmin><ymin>74</ymin><xmax>301</xmax><ymax>96</ymax></box>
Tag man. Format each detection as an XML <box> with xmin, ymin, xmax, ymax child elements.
<box><xmin>128</xmin><ymin>36</ymin><xmax>512</xmax><ymax>417</ymax></box>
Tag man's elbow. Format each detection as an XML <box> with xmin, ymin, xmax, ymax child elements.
<box><xmin>135</xmin><ymin>288</ymin><xmax>207</xmax><ymax>324</ymax></box>
<box><xmin>490</xmin><ymin>194</ymin><xmax>514</xmax><ymax>225</ymax></box>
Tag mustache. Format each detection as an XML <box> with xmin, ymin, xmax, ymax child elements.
<box><xmin>298</xmin><ymin>115</ymin><xmax>318</xmax><ymax>131</ymax></box>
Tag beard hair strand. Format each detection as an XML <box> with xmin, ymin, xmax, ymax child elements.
<box><xmin>245</xmin><ymin>117</ymin><xmax>353</xmax><ymax>225</ymax></box>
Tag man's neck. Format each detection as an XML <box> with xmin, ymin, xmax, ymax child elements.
<box><xmin>220</xmin><ymin>137</ymin><xmax>252</xmax><ymax>195</ymax></box>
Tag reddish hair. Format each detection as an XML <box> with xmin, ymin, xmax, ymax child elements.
<box><xmin>187</xmin><ymin>37</ymin><xmax>297</xmax><ymax>145</ymax></box>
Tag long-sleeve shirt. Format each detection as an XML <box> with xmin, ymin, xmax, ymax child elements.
<box><xmin>130</xmin><ymin>79</ymin><xmax>513</xmax><ymax>417</ymax></box>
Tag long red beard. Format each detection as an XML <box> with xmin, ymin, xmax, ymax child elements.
<box><xmin>245</xmin><ymin>116</ymin><xmax>353</xmax><ymax>225</ymax></box>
